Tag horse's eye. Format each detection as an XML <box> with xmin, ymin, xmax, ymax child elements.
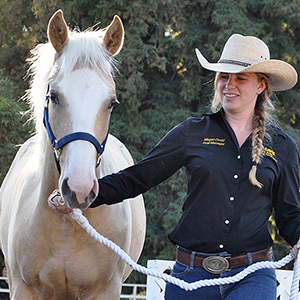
<box><xmin>108</xmin><ymin>97</ymin><xmax>119</xmax><ymax>110</ymax></box>
<box><xmin>49</xmin><ymin>92</ymin><xmax>59</xmax><ymax>104</ymax></box>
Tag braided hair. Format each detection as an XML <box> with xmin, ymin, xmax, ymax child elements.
<box><xmin>211</xmin><ymin>72</ymin><xmax>275</xmax><ymax>188</ymax></box>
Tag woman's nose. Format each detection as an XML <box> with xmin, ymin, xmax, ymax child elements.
<box><xmin>225</xmin><ymin>75</ymin><xmax>235</xmax><ymax>89</ymax></box>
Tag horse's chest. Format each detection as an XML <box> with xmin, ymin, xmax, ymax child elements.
<box><xmin>22</xmin><ymin>245</ymin><xmax>119</xmax><ymax>297</ymax></box>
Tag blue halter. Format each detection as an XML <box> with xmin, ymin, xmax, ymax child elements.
<box><xmin>43</xmin><ymin>84</ymin><xmax>109</xmax><ymax>173</ymax></box>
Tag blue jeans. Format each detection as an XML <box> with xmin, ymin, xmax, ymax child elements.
<box><xmin>165</xmin><ymin>255</ymin><xmax>276</xmax><ymax>299</ymax></box>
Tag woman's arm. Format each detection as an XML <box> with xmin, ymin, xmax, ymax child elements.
<box><xmin>273</xmin><ymin>141</ymin><xmax>300</xmax><ymax>246</ymax></box>
<box><xmin>91</xmin><ymin>119</ymin><xmax>189</xmax><ymax>207</ymax></box>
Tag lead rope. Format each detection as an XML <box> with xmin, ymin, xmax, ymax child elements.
<box><xmin>291</xmin><ymin>253</ymin><xmax>300</xmax><ymax>299</ymax></box>
<box><xmin>70</xmin><ymin>209</ymin><xmax>300</xmax><ymax>298</ymax></box>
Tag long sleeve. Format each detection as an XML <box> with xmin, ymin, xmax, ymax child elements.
<box><xmin>273</xmin><ymin>140</ymin><xmax>300</xmax><ymax>246</ymax></box>
<box><xmin>90</xmin><ymin>119</ymin><xmax>189</xmax><ymax>207</ymax></box>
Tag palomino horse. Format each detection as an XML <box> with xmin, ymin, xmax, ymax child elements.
<box><xmin>0</xmin><ymin>10</ymin><xmax>146</xmax><ymax>300</ymax></box>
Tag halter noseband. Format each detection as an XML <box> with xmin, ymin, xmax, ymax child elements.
<box><xmin>43</xmin><ymin>84</ymin><xmax>109</xmax><ymax>173</ymax></box>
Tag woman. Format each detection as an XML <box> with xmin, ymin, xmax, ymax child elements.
<box><xmin>49</xmin><ymin>34</ymin><xmax>300</xmax><ymax>299</ymax></box>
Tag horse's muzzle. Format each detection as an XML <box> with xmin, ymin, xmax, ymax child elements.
<box><xmin>61</xmin><ymin>178</ymin><xmax>96</xmax><ymax>209</ymax></box>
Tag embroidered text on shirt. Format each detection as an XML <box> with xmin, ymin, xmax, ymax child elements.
<box><xmin>263</xmin><ymin>147</ymin><xmax>277</xmax><ymax>162</ymax></box>
<box><xmin>203</xmin><ymin>138</ymin><xmax>225</xmax><ymax>146</ymax></box>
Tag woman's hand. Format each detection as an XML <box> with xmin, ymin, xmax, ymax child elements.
<box><xmin>47</xmin><ymin>189</ymin><xmax>73</xmax><ymax>214</ymax></box>
<box><xmin>290</xmin><ymin>238</ymin><xmax>300</xmax><ymax>260</ymax></box>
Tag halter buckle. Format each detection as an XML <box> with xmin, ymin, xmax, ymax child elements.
<box><xmin>96</xmin><ymin>153</ymin><xmax>101</xmax><ymax>168</ymax></box>
<box><xmin>45</xmin><ymin>99</ymin><xmax>49</xmax><ymax>109</ymax></box>
<box><xmin>53</xmin><ymin>140</ymin><xmax>61</xmax><ymax>161</ymax></box>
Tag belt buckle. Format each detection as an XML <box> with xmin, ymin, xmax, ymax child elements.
<box><xmin>202</xmin><ymin>256</ymin><xmax>230</xmax><ymax>274</ymax></box>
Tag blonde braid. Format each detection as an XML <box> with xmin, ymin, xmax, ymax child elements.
<box><xmin>249</xmin><ymin>101</ymin><xmax>266</xmax><ymax>188</ymax></box>
<box><xmin>249</xmin><ymin>73</ymin><xmax>273</xmax><ymax>188</ymax></box>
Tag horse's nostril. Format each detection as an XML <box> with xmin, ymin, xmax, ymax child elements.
<box><xmin>86</xmin><ymin>179</ymin><xmax>98</xmax><ymax>204</ymax></box>
<box><xmin>61</xmin><ymin>178</ymin><xmax>71</xmax><ymax>197</ymax></box>
<box><xmin>61</xmin><ymin>178</ymin><xmax>77</xmax><ymax>206</ymax></box>
<box><xmin>86</xmin><ymin>189</ymin><xmax>96</xmax><ymax>204</ymax></box>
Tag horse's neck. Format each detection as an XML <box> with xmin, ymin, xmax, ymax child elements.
<box><xmin>35</xmin><ymin>133</ymin><xmax>60</xmax><ymax>205</ymax></box>
<box><xmin>98</xmin><ymin>135</ymin><xmax>134</xmax><ymax>177</ymax></box>
<box><xmin>99</xmin><ymin>149</ymin><xmax>118</xmax><ymax>177</ymax></box>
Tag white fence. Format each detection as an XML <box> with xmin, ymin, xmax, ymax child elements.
<box><xmin>0</xmin><ymin>262</ymin><xmax>298</xmax><ymax>300</ymax></box>
<box><xmin>121</xmin><ymin>283</ymin><xmax>146</xmax><ymax>299</ymax></box>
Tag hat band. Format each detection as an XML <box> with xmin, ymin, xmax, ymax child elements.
<box><xmin>218</xmin><ymin>59</ymin><xmax>251</xmax><ymax>67</ymax></box>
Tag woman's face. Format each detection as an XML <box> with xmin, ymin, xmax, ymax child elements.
<box><xmin>217</xmin><ymin>72</ymin><xmax>266</xmax><ymax>115</ymax></box>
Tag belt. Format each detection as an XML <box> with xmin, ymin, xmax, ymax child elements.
<box><xmin>176</xmin><ymin>247</ymin><xmax>273</xmax><ymax>274</ymax></box>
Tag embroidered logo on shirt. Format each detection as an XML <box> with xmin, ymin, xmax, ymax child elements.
<box><xmin>203</xmin><ymin>138</ymin><xmax>225</xmax><ymax>146</ymax></box>
<box><xmin>263</xmin><ymin>147</ymin><xmax>277</xmax><ymax>162</ymax></box>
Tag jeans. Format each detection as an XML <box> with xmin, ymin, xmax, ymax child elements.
<box><xmin>165</xmin><ymin>251</ymin><xmax>276</xmax><ymax>300</ymax></box>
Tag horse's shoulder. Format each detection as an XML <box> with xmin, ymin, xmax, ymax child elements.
<box><xmin>106</xmin><ymin>134</ymin><xmax>129</xmax><ymax>150</ymax></box>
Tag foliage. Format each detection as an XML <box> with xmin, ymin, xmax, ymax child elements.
<box><xmin>1</xmin><ymin>0</ymin><xmax>300</xmax><ymax>281</ymax></box>
<box><xmin>0</xmin><ymin>0</ymin><xmax>37</xmax><ymax>98</ymax></box>
<box><xmin>0</xmin><ymin>70</ymin><xmax>32</xmax><ymax>181</ymax></box>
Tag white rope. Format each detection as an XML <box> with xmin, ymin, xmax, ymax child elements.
<box><xmin>70</xmin><ymin>208</ymin><xmax>299</xmax><ymax>297</ymax></box>
<box><xmin>290</xmin><ymin>252</ymin><xmax>300</xmax><ymax>300</ymax></box>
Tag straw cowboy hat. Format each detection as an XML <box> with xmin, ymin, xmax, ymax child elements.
<box><xmin>195</xmin><ymin>34</ymin><xmax>298</xmax><ymax>91</ymax></box>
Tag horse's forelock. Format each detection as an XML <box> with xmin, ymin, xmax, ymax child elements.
<box><xmin>55</xmin><ymin>30</ymin><xmax>114</xmax><ymax>80</ymax></box>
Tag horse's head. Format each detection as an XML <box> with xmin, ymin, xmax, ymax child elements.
<box><xmin>45</xmin><ymin>10</ymin><xmax>123</xmax><ymax>209</ymax></box>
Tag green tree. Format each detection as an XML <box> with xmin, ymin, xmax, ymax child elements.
<box><xmin>0</xmin><ymin>70</ymin><xmax>32</xmax><ymax>180</ymax></box>
<box><xmin>0</xmin><ymin>0</ymin><xmax>37</xmax><ymax>98</ymax></box>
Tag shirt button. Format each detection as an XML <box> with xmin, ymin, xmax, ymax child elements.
<box><xmin>229</xmin><ymin>196</ymin><xmax>235</xmax><ymax>201</ymax></box>
<box><xmin>237</xmin><ymin>155</ymin><xmax>241</xmax><ymax>159</ymax></box>
<box><xmin>233</xmin><ymin>174</ymin><xmax>239</xmax><ymax>179</ymax></box>
<box><xmin>225</xmin><ymin>219</ymin><xmax>230</xmax><ymax>225</ymax></box>
<box><xmin>219</xmin><ymin>244</ymin><xmax>224</xmax><ymax>249</ymax></box>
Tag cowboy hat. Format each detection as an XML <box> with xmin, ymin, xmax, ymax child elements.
<box><xmin>195</xmin><ymin>34</ymin><xmax>298</xmax><ymax>91</ymax></box>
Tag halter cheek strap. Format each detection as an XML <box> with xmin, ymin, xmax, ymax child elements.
<box><xmin>43</xmin><ymin>84</ymin><xmax>109</xmax><ymax>173</ymax></box>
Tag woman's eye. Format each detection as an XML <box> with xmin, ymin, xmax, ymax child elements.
<box><xmin>108</xmin><ymin>97</ymin><xmax>119</xmax><ymax>110</ymax></box>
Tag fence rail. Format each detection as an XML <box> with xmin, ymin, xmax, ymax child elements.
<box><xmin>0</xmin><ymin>276</ymin><xmax>9</xmax><ymax>295</ymax></box>
<box><xmin>121</xmin><ymin>283</ymin><xmax>146</xmax><ymax>299</ymax></box>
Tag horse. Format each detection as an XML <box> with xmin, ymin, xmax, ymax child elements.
<box><xmin>0</xmin><ymin>10</ymin><xmax>146</xmax><ymax>300</ymax></box>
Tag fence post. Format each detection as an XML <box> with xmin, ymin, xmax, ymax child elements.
<box><xmin>146</xmin><ymin>260</ymin><xmax>175</xmax><ymax>300</ymax></box>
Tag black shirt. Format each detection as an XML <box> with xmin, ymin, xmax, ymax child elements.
<box><xmin>91</xmin><ymin>110</ymin><xmax>300</xmax><ymax>255</ymax></box>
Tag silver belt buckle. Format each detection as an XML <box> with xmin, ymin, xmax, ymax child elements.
<box><xmin>202</xmin><ymin>256</ymin><xmax>230</xmax><ymax>274</ymax></box>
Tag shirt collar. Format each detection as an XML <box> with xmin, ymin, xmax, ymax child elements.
<box><xmin>202</xmin><ymin>108</ymin><xmax>285</xmax><ymax>139</ymax></box>
<box><xmin>202</xmin><ymin>108</ymin><xmax>226</xmax><ymax>121</ymax></box>
<box><xmin>202</xmin><ymin>109</ymin><xmax>223</xmax><ymax>118</ymax></box>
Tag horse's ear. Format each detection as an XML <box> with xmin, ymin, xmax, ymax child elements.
<box><xmin>103</xmin><ymin>15</ymin><xmax>124</xmax><ymax>56</ymax></box>
<box><xmin>47</xmin><ymin>10</ymin><xmax>68</xmax><ymax>53</ymax></box>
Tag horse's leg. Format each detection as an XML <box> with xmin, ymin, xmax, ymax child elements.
<box><xmin>123</xmin><ymin>195</ymin><xmax>146</xmax><ymax>281</ymax></box>
<box><xmin>9</xmin><ymin>281</ymin><xmax>38</xmax><ymax>300</ymax></box>
<box><xmin>94</xmin><ymin>279</ymin><xmax>123</xmax><ymax>300</ymax></box>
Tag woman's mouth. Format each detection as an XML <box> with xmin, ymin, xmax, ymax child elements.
<box><xmin>224</xmin><ymin>93</ymin><xmax>238</xmax><ymax>99</ymax></box>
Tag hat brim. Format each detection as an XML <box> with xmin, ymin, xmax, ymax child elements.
<box><xmin>195</xmin><ymin>48</ymin><xmax>298</xmax><ymax>91</ymax></box>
